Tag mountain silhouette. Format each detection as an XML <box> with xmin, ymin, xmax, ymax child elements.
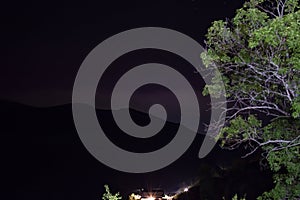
<box><xmin>1</xmin><ymin>100</ymin><xmax>273</xmax><ymax>200</ymax></box>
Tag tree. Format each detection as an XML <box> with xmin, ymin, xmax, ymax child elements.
<box><xmin>102</xmin><ymin>185</ymin><xmax>122</xmax><ymax>200</ymax></box>
<box><xmin>201</xmin><ymin>0</ymin><xmax>300</xmax><ymax>199</ymax></box>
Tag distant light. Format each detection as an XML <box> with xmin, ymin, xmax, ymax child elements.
<box><xmin>162</xmin><ymin>194</ymin><xmax>174</xmax><ymax>199</ymax></box>
<box><xmin>141</xmin><ymin>197</ymin><xmax>155</xmax><ymax>200</ymax></box>
<box><xmin>184</xmin><ymin>188</ymin><xmax>189</xmax><ymax>192</ymax></box>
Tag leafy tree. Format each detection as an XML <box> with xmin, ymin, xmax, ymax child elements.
<box><xmin>201</xmin><ymin>0</ymin><xmax>300</xmax><ymax>199</ymax></box>
<box><xmin>229</xmin><ymin>194</ymin><xmax>246</xmax><ymax>200</ymax></box>
<box><xmin>102</xmin><ymin>185</ymin><xmax>122</xmax><ymax>200</ymax></box>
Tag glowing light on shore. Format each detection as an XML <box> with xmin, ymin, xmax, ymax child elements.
<box><xmin>162</xmin><ymin>194</ymin><xmax>174</xmax><ymax>199</ymax></box>
<box><xmin>144</xmin><ymin>197</ymin><xmax>155</xmax><ymax>200</ymax></box>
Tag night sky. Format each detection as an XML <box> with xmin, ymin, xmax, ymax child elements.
<box><xmin>1</xmin><ymin>0</ymin><xmax>243</xmax><ymax>106</ymax></box>
<box><xmin>1</xmin><ymin>0</ymin><xmax>251</xmax><ymax>199</ymax></box>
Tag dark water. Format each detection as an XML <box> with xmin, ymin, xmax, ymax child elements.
<box><xmin>1</xmin><ymin>101</ymin><xmax>273</xmax><ymax>200</ymax></box>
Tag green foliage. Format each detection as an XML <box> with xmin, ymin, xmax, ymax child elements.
<box><xmin>222</xmin><ymin>194</ymin><xmax>247</xmax><ymax>200</ymax></box>
<box><xmin>257</xmin><ymin>145</ymin><xmax>300</xmax><ymax>200</ymax></box>
<box><xmin>292</xmin><ymin>97</ymin><xmax>300</xmax><ymax>118</ymax></box>
<box><xmin>230</xmin><ymin>194</ymin><xmax>246</xmax><ymax>200</ymax></box>
<box><xmin>102</xmin><ymin>185</ymin><xmax>122</xmax><ymax>200</ymax></box>
<box><xmin>202</xmin><ymin>0</ymin><xmax>300</xmax><ymax>199</ymax></box>
<box><xmin>259</xmin><ymin>119</ymin><xmax>300</xmax><ymax>199</ymax></box>
<box><xmin>220</xmin><ymin>115</ymin><xmax>262</xmax><ymax>146</ymax></box>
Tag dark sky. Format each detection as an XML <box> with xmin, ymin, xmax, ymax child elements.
<box><xmin>1</xmin><ymin>0</ymin><xmax>243</xmax><ymax>106</ymax></box>
<box><xmin>1</xmin><ymin>0</ymin><xmax>249</xmax><ymax>199</ymax></box>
